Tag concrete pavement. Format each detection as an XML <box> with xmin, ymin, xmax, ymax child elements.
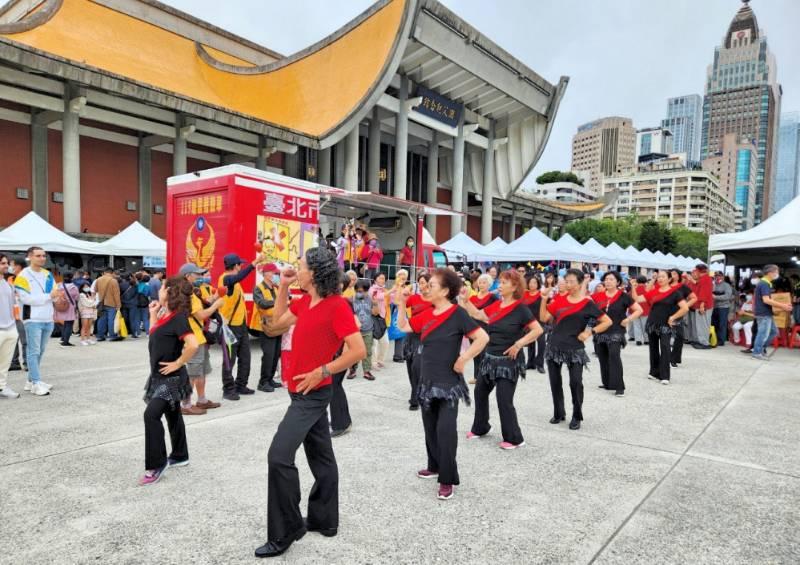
<box><xmin>1</xmin><ymin>336</ymin><xmax>798</xmax><ymax>564</ymax></box>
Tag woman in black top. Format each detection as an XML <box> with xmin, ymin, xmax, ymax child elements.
<box><xmin>668</xmin><ymin>269</ymin><xmax>696</xmax><ymax>367</ymax></box>
<box><xmin>140</xmin><ymin>276</ymin><xmax>199</xmax><ymax>486</ymax></box>
<box><xmin>467</xmin><ymin>274</ymin><xmax>498</xmax><ymax>384</ymax></box>
<box><xmin>523</xmin><ymin>274</ymin><xmax>546</xmax><ymax>373</ymax></box>
<box><xmin>633</xmin><ymin>270</ymin><xmax>690</xmax><ymax>384</ymax></box>
<box><xmin>460</xmin><ymin>270</ymin><xmax>543</xmax><ymax>449</ymax></box>
<box><xmin>539</xmin><ymin>269</ymin><xmax>612</xmax><ymax>430</ymax></box>
<box><xmin>592</xmin><ymin>271</ymin><xmax>642</xmax><ymax>397</ymax></box>
<box><xmin>396</xmin><ymin>269</ymin><xmax>489</xmax><ymax>501</ymax></box>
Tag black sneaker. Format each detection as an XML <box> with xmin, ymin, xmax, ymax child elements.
<box><xmin>8</xmin><ymin>364</ymin><xmax>22</xmax><ymax>371</ymax></box>
<box><xmin>223</xmin><ymin>391</ymin><xmax>240</xmax><ymax>401</ymax></box>
<box><xmin>268</xmin><ymin>380</ymin><xmax>282</xmax><ymax>388</ymax></box>
<box><xmin>257</xmin><ymin>383</ymin><xmax>275</xmax><ymax>393</ymax></box>
<box><xmin>59</xmin><ymin>342</ymin><xmax>75</xmax><ymax>347</ymax></box>
<box><xmin>236</xmin><ymin>386</ymin><xmax>255</xmax><ymax>395</ymax></box>
<box><xmin>409</xmin><ymin>404</ymin><xmax>419</xmax><ymax>411</ymax></box>
<box><xmin>346</xmin><ymin>369</ymin><xmax>357</xmax><ymax>380</ymax></box>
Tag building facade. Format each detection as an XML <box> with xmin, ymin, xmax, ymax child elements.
<box><xmin>661</xmin><ymin>94</ymin><xmax>702</xmax><ymax>165</ymax></box>
<box><xmin>530</xmin><ymin>182</ymin><xmax>596</xmax><ymax>204</ymax></box>
<box><xmin>636</xmin><ymin>127</ymin><xmax>673</xmax><ymax>162</ymax></box>
<box><xmin>700</xmin><ymin>0</ymin><xmax>781</xmax><ymax>224</ymax></box>
<box><xmin>773</xmin><ymin>112</ymin><xmax>800</xmax><ymax>213</ymax></box>
<box><xmin>602</xmin><ymin>158</ymin><xmax>737</xmax><ymax>235</ymax></box>
<box><xmin>701</xmin><ymin>132</ymin><xmax>757</xmax><ymax>230</ymax></box>
<box><xmin>571</xmin><ymin>116</ymin><xmax>636</xmax><ymax>198</ymax></box>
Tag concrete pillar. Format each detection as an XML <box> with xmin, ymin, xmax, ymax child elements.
<box><xmin>173</xmin><ymin>119</ymin><xmax>187</xmax><ymax>176</ymax></box>
<box><xmin>318</xmin><ymin>147</ymin><xmax>331</xmax><ymax>185</ymax></box>
<box><xmin>255</xmin><ymin>136</ymin><xmax>267</xmax><ymax>170</ymax></box>
<box><xmin>547</xmin><ymin>217</ymin><xmax>555</xmax><ymax>237</ymax></box>
<box><xmin>450</xmin><ymin>111</ymin><xmax>466</xmax><ymax>238</ymax></box>
<box><xmin>333</xmin><ymin>141</ymin><xmax>345</xmax><ymax>187</ymax></box>
<box><xmin>62</xmin><ymin>87</ymin><xmax>82</xmax><ymax>233</ymax></box>
<box><xmin>394</xmin><ymin>76</ymin><xmax>409</xmax><ymax>200</ymax></box>
<box><xmin>138</xmin><ymin>138</ymin><xmax>152</xmax><ymax>229</ymax></box>
<box><xmin>425</xmin><ymin>132</ymin><xmax>440</xmax><ymax>237</ymax></box>
<box><xmin>368</xmin><ymin>107</ymin><xmax>381</xmax><ymax>193</ymax></box>
<box><xmin>31</xmin><ymin>119</ymin><xmax>49</xmax><ymax>220</ymax></box>
<box><xmin>344</xmin><ymin>125</ymin><xmax>359</xmax><ymax>191</ymax></box>
<box><xmin>284</xmin><ymin>150</ymin><xmax>300</xmax><ymax>179</ymax></box>
<box><xmin>480</xmin><ymin>122</ymin><xmax>496</xmax><ymax>244</ymax></box>
<box><xmin>509</xmin><ymin>204</ymin><xmax>517</xmax><ymax>241</ymax></box>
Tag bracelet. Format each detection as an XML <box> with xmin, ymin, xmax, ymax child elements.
<box><xmin>320</xmin><ymin>364</ymin><xmax>332</xmax><ymax>378</ymax></box>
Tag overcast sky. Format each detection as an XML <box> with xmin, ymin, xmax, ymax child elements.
<box><xmin>163</xmin><ymin>0</ymin><xmax>799</xmax><ymax>186</ymax></box>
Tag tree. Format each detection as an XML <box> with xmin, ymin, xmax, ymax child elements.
<box><xmin>565</xmin><ymin>217</ymin><xmax>640</xmax><ymax>248</ymax></box>
<box><xmin>638</xmin><ymin>220</ymin><xmax>669</xmax><ymax>252</ymax></box>
<box><xmin>536</xmin><ymin>170</ymin><xmax>584</xmax><ymax>186</ymax></box>
<box><xmin>671</xmin><ymin>227</ymin><xmax>708</xmax><ymax>259</ymax></box>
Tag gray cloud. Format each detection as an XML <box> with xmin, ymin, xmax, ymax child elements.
<box><xmin>162</xmin><ymin>0</ymin><xmax>800</xmax><ymax>185</ymax></box>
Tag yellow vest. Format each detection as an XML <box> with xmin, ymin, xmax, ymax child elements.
<box><xmin>248</xmin><ymin>282</ymin><xmax>276</xmax><ymax>332</ymax></box>
<box><xmin>188</xmin><ymin>284</ymin><xmax>212</xmax><ymax>346</ymax></box>
<box><xmin>218</xmin><ymin>273</ymin><xmax>246</xmax><ymax>326</ymax></box>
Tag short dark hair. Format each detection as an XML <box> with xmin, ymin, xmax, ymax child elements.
<box><xmin>0</xmin><ymin>253</ymin><xmax>7</xmax><ymax>264</ymax></box>
<box><xmin>163</xmin><ymin>276</ymin><xmax>193</xmax><ymax>314</ymax></box>
<box><xmin>26</xmin><ymin>246</ymin><xmax>44</xmax><ymax>256</ymax></box>
<box><xmin>103</xmin><ymin>266</ymin><xmax>114</xmax><ymax>274</ymax></box>
<box><xmin>306</xmin><ymin>246</ymin><xmax>341</xmax><ymax>298</ymax></box>
<box><xmin>354</xmin><ymin>279</ymin><xmax>371</xmax><ymax>292</ymax></box>
<box><xmin>432</xmin><ymin>268</ymin><xmax>462</xmax><ymax>301</ymax></box>
<box><xmin>417</xmin><ymin>271</ymin><xmax>431</xmax><ymax>283</ymax></box>
<box><xmin>636</xmin><ymin>275</ymin><xmax>648</xmax><ymax>284</ymax></box>
<box><xmin>62</xmin><ymin>271</ymin><xmax>74</xmax><ymax>283</ymax></box>
<box><xmin>526</xmin><ymin>273</ymin><xmax>542</xmax><ymax>290</ymax></box>
<box><xmin>564</xmin><ymin>268</ymin><xmax>584</xmax><ymax>282</ymax></box>
<box><xmin>602</xmin><ymin>270</ymin><xmax>623</xmax><ymax>286</ymax></box>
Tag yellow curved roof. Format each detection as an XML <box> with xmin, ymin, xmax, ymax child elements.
<box><xmin>2</xmin><ymin>0</ymin><xmax>407</xmax><ymax>138</ymax></box>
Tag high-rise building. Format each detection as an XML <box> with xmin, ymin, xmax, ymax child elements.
<box><xmin>700</xmin><ymin>0</ymin><xmax>781</xmax><ymax>224</ymax></box>
<box><xmin>773</xmin><ymin>112</ymin><xmax>800</xmax><ymax>213</ymax></box>
<box><xmin>571</xmin><ymin>116</ymin><xmax>636</xmax><ymax>197</ymax></box>
<box><xmin>602</xmin><ymin>157</ymin><xmax>737</xmax><ymax>235</ymax></box>
<box><xmin>702</xmin><ymin>133</ymin><xmax>757</xmax><ymax>231</ymax></box>
<box><xmin>661</xmin><ymin>94</ymin><xmax>703</xmax><ymax>164</ymax></box>
<box><xmin>636</xmin><ymin>127</ymin><xmax>673</xmax><ymax>161</ymax></box>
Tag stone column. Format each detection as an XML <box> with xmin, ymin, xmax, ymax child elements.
<box><xmin>425</xmin><ymin>132</ymin><xmax>440</xmax><ymax>238</ymax></box>
<box><xmin>480</xmin><ymin>122</ymin><xmax>496</xmax><ymax>244</ymax></box>
<box><xmin>255</xmin><ymin>136</ymin><xmax>267</xmax><ymax>170</ymax></box>
<box><xmin>62</xmin><ymin>86</ymin><xmax>83</xmax><ymax>233</ymax></box>
<box><xmin>173</xmin><ymin>118</ymin><xmax>187</xmax><ymax>176</ymax></box>
<box><xmin>368</xmin><ymin>107</ymin><xmax>381</xmax><ymax>193</ymax></box>
<box><xmin>138</xmin><ymin>137</ymin><xmax>152</xmax><ymax>229</ymax></box>
<box><xmin>318</xmin><ymin>147</ymin><xmax>331</xmax><ymax>185</ymax></box>
<box><xmin>344</xmin><ymin>125</ymin><xmax>359</xmax><ymax>191</ymax></box>
<box><xmin>333</xmin><ymin>141</ymin><xmax>345</xmax><ymax>187</ymax></box>
<box><xmin>450</xmin><ymin>112</ymin><xmax>466</xmax><ymax>238</ymax></box>
<box><xmin>30</xmin><ymin>116</ymin><xmax>49</xmax><ymax>220</ymax></box>
<box><xmin>394</xmin><ymin>76</ymin><xmax>409</xmax><ymax>200</ymax></box>
<box><xmin>509</xmin><ymin>204</ymin><xmax>517</xmax><ymax>241</ymax></box>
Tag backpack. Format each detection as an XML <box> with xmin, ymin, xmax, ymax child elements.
<box><xmin>53</xmin><ymin>287</ymin><xmax>70</xmax><ymax>312</ymax></box>
<box><xmin>203</xmin><ymin>311</ymin><xmax>224</xmax><ymax>345</ymax></box>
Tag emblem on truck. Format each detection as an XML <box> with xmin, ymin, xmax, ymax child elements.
<box><xmin>186</xmin><ymin>216</ymin><xmax>216</xmax><ymax>269</ymax></box>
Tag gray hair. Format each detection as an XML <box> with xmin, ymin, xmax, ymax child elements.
<box><xmin>763</xmin><ymin>264</ymin><xmax>779</xmax><ymax>275</ymax></box>
<box><xmin>477</xmin><ymin>274</ymin><xmax>492</xmax><ymax>287</ymax></box>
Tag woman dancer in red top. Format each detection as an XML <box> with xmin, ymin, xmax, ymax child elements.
<box><xmin>404</xmin><ymin>271</ymin><xmax>433</xmax><ymax>410</ymax></box>
<box><xmin>255</xmin><ymin>247</ymin><xmax>366</xmax><ymax>559</ymax></box>
<box><xmin>523</xmin><ymin>274</ymin><xmax>546</xmax><ymax>373</ymax></box>
<box><xmin>467</xmin><ymin>274</ymin><xmax>498</xmax><ymax>383</ymax></box>
<box><xmin>540</xmin><ymin>269</ymin><xmax>612</xmax><ymax>430</ymax></box>
<box><xmin>591</xmin><ymin>271</ymin><xmax>642</xmax><ymax>397</ymax></box>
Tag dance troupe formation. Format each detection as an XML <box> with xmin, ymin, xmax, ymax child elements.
<box><xmin>140</xmin><ymin>245</ymin><xmax>700</xmax><ymax>558</ymax></box>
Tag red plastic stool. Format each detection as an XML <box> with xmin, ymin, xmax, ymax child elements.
<box><xmin>789</xmin><ymin>325</ymin><xmax>800</xmax><ymax>349</ymax></box>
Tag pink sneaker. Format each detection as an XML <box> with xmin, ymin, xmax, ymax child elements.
<box><xmin>466</xmin><ymin>431</ymin><xmax>485</xmax><ymax>439</ymax></box>
<box><xmin>416</xmin><ymin>469</ymin><xmax>439</xmax><ymax>479</ymax></box>
<box><xmin>138</xmin><ymin>463</ymin><xmax>167</xmax><ymax>486</ymax></box>
<box><xmin>499</xmin><ymin>441</ymin><xmax>526</xmax><ymax>450</ymax></box>
<box><xmin>438</xmin><ymin>484</ymin><xmax>454</xmax><ymax>500</ymax></box>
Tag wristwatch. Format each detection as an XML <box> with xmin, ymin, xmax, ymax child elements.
<box><xmin>320</xmin><ymin>364</ymin><xmax>332</xmax><ymax>378</ymax></box>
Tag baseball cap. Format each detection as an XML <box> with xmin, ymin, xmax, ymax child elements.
<box><xmin>224</xmin><ymin>253</ymin><xmax>246</xmax><ymax>269</ymax></box>
<box><xmin>260</xmin><ymin>262</ymin><xmax>279</xmax><ymax>273</ymax></box>
<box><xmin>178</xmin><ymin>263</ymin><xmax>207</xmax><ymax>277</ymax></box>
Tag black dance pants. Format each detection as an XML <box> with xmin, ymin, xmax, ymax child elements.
<box><xmin>221</xmin><ymin>323</ymin><xmax>251</xmax><ymax>392</ymax></box>
<box><xmin>329</xmin><ymin>370</ymin><xmax>351</xmax><ymax>432</ymax></box>
<box><xmin>596</xmin><ymin>341</ymin><xmax>624</xmax><ymax>393</ymax></box>
<box><xmin>547</xmin><ymin>360</ymin><xmax>584</xmax><ymax>421</ymax></box>
<box><xmin>144</xmin><ymin>398</ymin><xmax>188</xmax><ymax>470</ymax></box>
<box><xmin>258</xmin><ymin>333</ymin><xmax>281</xmax><ymax>387</ymax></box>
<box><xmin>471</xmin><ymin>376</ymin><xmax>524</xmax><ymax>445</ymax></box>
<box><xmin>267</xmin><ymin>387</ymin><xmax>337</xmax><ymax>542</ymax></box>
<box><xmin>670</xmin><ymin>322</ymin><xmax>684</xmax><ymax>364</ymax></box>
<box><xmin>649</xmin><ymin>331</ymin><xmax>672</xmax><ymax>381</ymax></box>
<box><xmin>525</xmin><ymin>333</ymin><xmax>546</xmax><ymax>370</ymax></box>
<box><xmin>406</xmin><ymin>350</ymin><xmax>421</xmax><ymax>408</ymax></box>
<box><xmin>421</xmin><ymin>398</ymin><xmax>460</xmax><ymax>485</ymax></box>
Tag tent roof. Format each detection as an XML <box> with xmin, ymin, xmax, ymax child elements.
<box><xmin>483</xmin><ymin>237</ymin><xmax>509</xmax><ymax>252</ymax></box>
<box><xmin>555</xmin><ymin>234</ymin><xmax>603</xmax><ymax>263</ymax></box>
<box><xmin>709</xmin><ymin>195</ymin><xmax>800</xmax><ymax>265</ymax></box>
<box><xmin>439</xmin><ymin>232</ymin><xmax>483</xmax><ymax>261</ymax></box>
<box><xmin>94</xmin><ymin>221</ymin><xmax>166</xmax><ymax>257</ymax></box>
<box><xmin>502</xmin><ymin>228</ymin><xmax>559</xmax><ymax>261</ymax></box>
<box><xmin>0</xmin><ymin>212</ymin><xmax>99</xmax><ymax>254</ymax></box>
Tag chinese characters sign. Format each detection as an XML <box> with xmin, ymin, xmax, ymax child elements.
<box><xmin>179</xmin><ymin>194</ymin><xmax>224</xmax><ymax>216</ymax></box>
<box><xmin>413</xmin><ymin>86</ymin><xmax>463</xmax><ymax>127</ymax></box>
<box><xmin>261</xmin><ymin>190</ymin><xmax>318</xmax><ymax>223</ymax></box>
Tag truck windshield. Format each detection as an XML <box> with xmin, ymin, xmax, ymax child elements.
<box><xmin>432</xmin><ymin>251</ymin><xmax>447</xmax><ymax>268</ymax></box>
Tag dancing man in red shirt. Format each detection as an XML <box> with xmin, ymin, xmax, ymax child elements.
<box><xmin>254</xmin><ymin>247</ymin><xmax>366</xmax><ymax>559</ymax></box>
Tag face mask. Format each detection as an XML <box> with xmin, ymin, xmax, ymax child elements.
<box><xmin>82</xmin><ymin>288</ymin><xmax>91</xmax><ymax>295</ymax></box>
<box><xmin>193</xmin><ymin>277</ymin><xmax>210</xmax><ymax>287</ymax></box>
<box><xmin>356</xmin><ymin>291</ymin><xmax>365</xmax><ymax>298</ymax></box>
<box><xmin>271</xmin><ymin>274</ymin><xmax>280</xmax><ymax>285</ymax></box>
<box><xmin>407</xmin><ymin>242</ymin><xmax>414</xmax><ymax>248</ymax></box>
<box><xmin>751</xmin><ymin>278</ymin><xmax>759</xmax><ymax>285</ymax></box>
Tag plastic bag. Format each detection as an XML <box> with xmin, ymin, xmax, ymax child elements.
<box><xmin>387</xmin><ymin>305</ymin><xmax>405</xmax><ymax>341</ymax></box>
<box><xmin>709</xmin><ymin>325</ymin><xmax>717</xmax><ymax>347</ymax></box>
<box><xmin>116</xmin><ymin>310</ymin><xmax>129</xmax><ymax>338</ymax></box>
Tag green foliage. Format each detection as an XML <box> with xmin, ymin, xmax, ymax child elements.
<box><xmin>638</xmin><ymin>220</ymin><xmax>674</xmax><ymax>253</ymax></box>
<box><xmin>565</xmin><ymin>217</ymin><xmax>708</xmax><ymax>257</ymax></box>
<box><xmin>671</xmin><ymin>227</ymin><xmax>708</xmax><ymax>259</ymax></box>
<box><xmin>564</xmin><ymin>216</ymin><xmax>640</xmax><ymax>248</ymax></box>
<box><xmin>536</xmin><ymin>170</ymin><xmax>584</xmax><ymax>186</ymax></box>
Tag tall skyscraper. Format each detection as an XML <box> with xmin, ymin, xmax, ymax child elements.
<box><xmin>773</xmin><ymin>112</ymin><xmax>800</xmax><ymax>213</ymax></box>
<box><xmin>700</xmin><ymin>0</ymin><xmax>781</xmax><ymax>224</ymax></box>
<box><xmin>661</xmin><ymin>94</ymin><xmax>702</xmax><ymax>164</ymax></box>
<box><xmin>571</xmin><ymin>116</ymin><xmax>636</xmax><ymax>197</ymax></box>
<box><xmin>702</xmin><ymin>133</ymin><xmax>758</xmax><ymax>231</ymax></box>
<box><xmin>636</xmin><ymin>127</ymin><xmax>673</xmax><ymax>161</ymax></box>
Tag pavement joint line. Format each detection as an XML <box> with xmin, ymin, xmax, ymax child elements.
<box><xmin>586</xmin><ymin>362</ymin><xmax>762</xmax><ymax>565</ymax></box>
<box><xmin>684</xmin><ymin>451</ymin><xmax>800</xmax><ymax>480</ymax></box>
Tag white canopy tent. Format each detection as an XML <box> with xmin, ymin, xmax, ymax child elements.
<box><xmin>604</xmin><ymin>242</ymin><xmax>628</xmax><ymax>266</ymax></box>
<box><xmin>0</xmin><ymin>212</ymin><xmax>100</xmax><ymax>254</ymax></box>
<box><xmin>440</xmin><ymin>232</ymin><xmax>484</xmax><ymax>261</ymax></box>
<box><xmin>554</xmin><ymin>234</ymin><xmax>602</xmax><ymax>263</ymax></box>
<box><xmin>709</xmin><ymin>194</ymin><xmax>800</xmax><ymax>265</ymax></box>
<box><xmin>501</xmin><ymin>228</ymin><xmax>560</xmax><ymax>262</ymax></box>
<box><xmin>93</xmin><ymin>221</ymin><xmax>166</xmax><ymax>257</ymax></box>
<box><xmin>581</xmin><ymin>238</ymin><xmax>613</xmax><ymax>264</ymax></box>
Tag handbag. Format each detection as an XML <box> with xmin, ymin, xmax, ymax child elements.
<box><xmin>372</xmin><ymin>314</ymin><xmax>387</xmax><ymax>340</ymax></box>
<box><xmin>387</xmin><ymin>305</ymin><xmax>404</xmax><ymax>341</ymax></box>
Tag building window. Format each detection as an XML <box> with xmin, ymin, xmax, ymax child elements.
<box><xmin>16</xmin><ymin>188</ymin><xmax>29</xmax><ymax>200</ymax></box>
<box><xmin>126</xmin><ymin>201</ymin><xmax>137</xmax><ymax>211</ymax></box>
<box><xmin>52</xmin><ymin>192</ymin><xmax>64</xmax><ymax>203</ymax></box>
<box><xmin>153</xmin><ymin>204</ymin><xmax>165</xmax><ymax>215</ymax></box>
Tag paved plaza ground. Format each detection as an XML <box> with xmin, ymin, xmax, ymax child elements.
<box><xmin>2</xmin><ymin>335</ymin><xmax>798</xmax><ymax>564</ymax></box>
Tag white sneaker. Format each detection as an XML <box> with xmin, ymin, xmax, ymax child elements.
<box><xmin>31</xmin><ymin>382</ymin><xmax>50</xmax><ymax>396</ymax></box>
<box><xmin>89</xmin><ymin>338</ymin><xmax>97</xmax><ymax>345</ymax></box>
<box><xmin>0</xmin><ymin>387</ymin><xmax>20</xmax><ymax>399</ymax></box>
<box><xmin>660</xmin><ymin>380</ymin><xmax>670</xmax><ymax>385</ymax></box>
<box><xmin>81</xmin><ymin>340</ymin><xmax>89</xmax><ymax>346</ymax></box>
<box><xmin>25</xmin><ymin>381</ymin><xmax>53</xmax><ymax>391</ymax></box>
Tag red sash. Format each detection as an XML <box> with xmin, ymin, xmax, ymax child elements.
<box><xmin>420</xmin><ymin>304</ymin><xmax>458</xmax><ymax>341</ymax></box>
<box><xmin>151</xmin><ymin>310</ymin><xmax>176</xmax><ymax>332</ymax></box>
<box><xmin>549</xmin><ymin>296</ymin><xmax>590</xmax><ymax>324</ymax></box>
<box><xmin>483</xmin><ymin>299</ymin><xmax>522</xmax><ymax>325</ymax></box>
<box><xmin>648</xmin><ymin>285</ymin><xmax>681</xmax><ymax>305</ymax></box>
<box><xmin>593</xmin><ymin>290</ymin><xmax>623</xmax><ymax>312</ymax></box>
<box><xmin>523</xmin><ymin>291</ymin><xmax>541</xmax><ymax>305</ymax></box>
<box><xmin>470</xmin><ymin>294</ymin><xmax>495</xmax><ymax>310</ymax></box>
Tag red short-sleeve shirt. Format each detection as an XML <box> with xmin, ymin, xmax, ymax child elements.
<box><xmin>287</xmin><ymin>293</ymin><xmax>359</xmax><ymax>393</ymax></box>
